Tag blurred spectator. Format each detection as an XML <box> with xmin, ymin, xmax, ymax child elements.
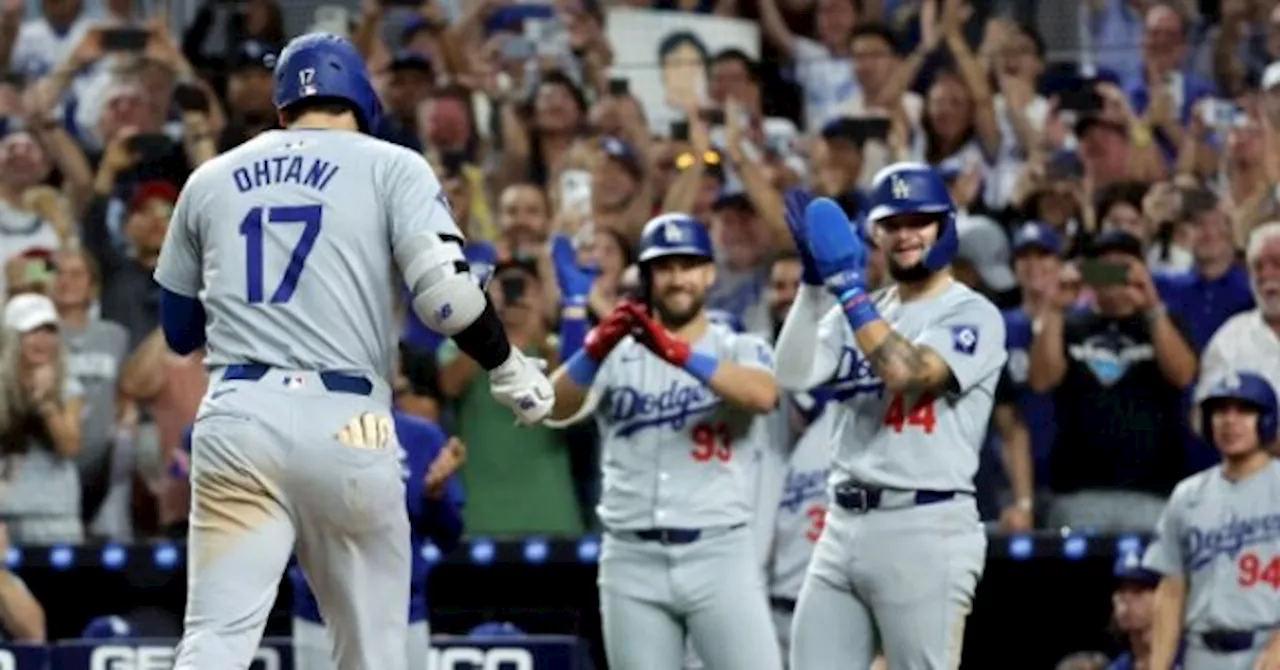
<box><xmin>952</xmin><ymin>205</ymin><xmax>1015</xmax><ymax>304</ymax></box>
<box><xmin>0</xmin><ymin>293</ymin><xmax>84</xmax><ymax>544</ymax></box>
<box><xmin>82</xmin><ymin>180</ymin><xmax>173</xmax><ymax>350</ymax></box>
<box><xmin>0</xmin><ymin>132</ymin><xmax>66</xmax><ymax>297</ymax></box>
<box><xmin>436</xmin><ymin>259</ymin><xmax>582</xmax><ymax>534</ymax></box>
<box><xmin>218</xmin><ymin>41</ymin><xmax>281</xmax><ymax>151</ymax></box>
<box><xmin>117</xmin><ymin>329</ymin><xmax>206</xmax><ymax>535</ymax></box>
<box><xmin>1125</xmin><ymin>4</ymin><xmax>1216</xmax><ymax>160</ymax></box>
<box><xmin>51</xmin><ymin>247</ymin><xmax>130</xmax><ymax>532</ymax></box>
<box><xmin>982</xmin><ymin>18</ymin><xmax>1049</xmax><ymax>209</ymax></box>
<box><xmin>755</xmin><ymin>0</ymin><xmax>860</xmax><ymax>131</ymax></box>
<box><xmin>1105</xmin><ymin>550</ymin><xmax>1169</xmax><ymax>670</ymax></box>
<box><xmin>0</xmin><ymin>523</ymin><xmax>44</xmax><ymax>642</ymax></box>
<box><xmin>1030</xmin><ymin>230</ymin><xmax>1197</xmax><ymax>531</ymax></box>
<box><xmin>1198</xmin><ymin>222</ymin><xmax>1280</xmax><ymax>399</ymax></box>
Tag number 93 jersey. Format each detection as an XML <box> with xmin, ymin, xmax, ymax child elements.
<box><xmin>585</xmin><ymin>323</ymin><xmax>777</xmax><ymax>531</ymax></box>
<box><xmin>818</xmin><ymin>281</ymin><xmax>1006</xmax><ymax>493</ymax></box>
<box><xmin>153</xmin><ymin>130</ymin><xmax>461</xmax><ymax>380</ymax></box>
<box><xmin>1143</xmin><ymin>460</ymin><xmax>1280</xmax><ymax>632</ymax></box>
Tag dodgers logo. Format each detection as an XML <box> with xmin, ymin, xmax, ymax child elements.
<box><xmin>1069</xmin><ymin>333</ymin><xmax>1153</xmax><ymax>388</ymax></box>
<box><xmin>1182</xmin><ymin>513</ymin><xmax>1280</xmax><ymax>571</ymax></box>
<box><xmin>826</xmin><ymin>347</ymin><xmax>884</xmax><ymax>401</ymax></box>
<box><xmin>951</xmin><ymin>325</ymin><xmax>978</xmax><ymax>355</ymax></box>
<box><xmin>779</xmin><ymin>468</ymin><xmax>829</xmax><ymax>513</ymax></box>
<box><xmin>609</xmin><ymin>382</ymin><xmax>719</xmax><ymax>437</ymax></box>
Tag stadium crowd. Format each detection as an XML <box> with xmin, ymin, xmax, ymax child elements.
<box><xmin>0</xmin><ymin>0</ymin><xmax>1278</xmax><ymax>663</ymax></box>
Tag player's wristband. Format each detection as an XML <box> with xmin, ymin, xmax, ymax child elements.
<box><xmin>565</xmin><ymin>350</ymin><xmax>601</xmax><ymax>387</ymax></box>
<box><xmin>838</xmin><ymin>288</ymin><xmax>880</xmax><ymax>331</ymax></box>
<box><xmin>683</xmin><ymin>352</ymin><xmax>720</xmax><ymax>385</ymax></box>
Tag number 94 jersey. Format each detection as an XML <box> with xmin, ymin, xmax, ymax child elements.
<box><xmin>153</xmin><ymin>130</ymin><xmax>461</xmax><ymax>380</ymax></box>
<box><xmin>586</xmin><ymin>323</ymin><xmax>777</xmax><ymax>531</ymax></box>
<box><xmin>819</xmin><ymin>281</ymin><xmax>1006</xmax><ymax>493</ymax></box>
<box><xmin>1143</xmin><ymin>460</ymin><xmax>1280</xmax><ymax>633</ymax></box>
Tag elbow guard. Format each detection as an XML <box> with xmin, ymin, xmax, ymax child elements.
<box><xmin>403</xmin><ymin>232</ymin><xmax>512</xmax><ymax>370</ymax></box>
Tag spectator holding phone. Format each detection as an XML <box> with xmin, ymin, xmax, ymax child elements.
<box><xmin>1028</xmin><ymin>230</ymin><xmax>1197</xmax><ymax>531</ymax></box>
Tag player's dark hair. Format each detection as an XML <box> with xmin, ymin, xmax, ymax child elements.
<box><xmin>1095</xmin><ymin>181</ymin><xmax>1149</xmax><ymax>222</ymax></box>
<box><xmin>710</xmin><ymin>49</ymin><xmax>759</xmax><ymax>84</ymax></box>
<box><xmin>849</xmin><ymin>22</ymin><xmax>901</xmax><ymax>55</ymax></box>
<box><xmin>657</xmin><ymin>31</ymin><xmax>710</xmax><ymax>70</ymax></box>
<box><xmin>279</xmin><ymin>98</ymin><xmax>363</xmax><ymax>128</ymax></box>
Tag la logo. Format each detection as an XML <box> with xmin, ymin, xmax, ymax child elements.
<box><xmin>891</xmin><ymin>175</ymin><xmax>910</xmax><ymax>200</ymax></box>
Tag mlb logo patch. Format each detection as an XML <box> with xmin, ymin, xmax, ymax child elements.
<box><xmin>950</xmin><ymin>325</ymin><xmax>979</xmax><ymax>355</ymax></box>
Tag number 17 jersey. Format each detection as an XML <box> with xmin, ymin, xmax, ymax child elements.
<box><xmin>818</xmin><ymin>281</ymin><xmax>1006</xmax><ymax>493</ymax></box>
<box><xmin>154</xmin><ymin>129</ymin><xmax>461</xmax><ymax>380</ymax></box>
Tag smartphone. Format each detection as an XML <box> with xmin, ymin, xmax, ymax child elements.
<box><xmin>700</xmin><ymin>108</ymin><xmax>726</xmax><ymax>126</ymax></box>
<box><xmin>499</xmin><ymin>274</ymin><xmax>527</xmax><ymax>304</ymax></box>
<box><xmin>499</xmin><ymin>36</ymin><xmax>536</xmax><ymax>61</ymax></box>
<box><xmin>559</xmin><ymin>169</ymin><xmax>592</xmax><ymax>216</ymax></box>
<box><xmin>850</xmin><ymin>117</ymin><xmax>891</xmax><ymax>142</ymax></box>
<box><xmin>670</xmin><ymin>120</ymin><xmax>690</xmax><ymax>142</ymax></box>
<box><xmin>172</xmin><ymin>83</ymin><xmax>209</xmax><ymax>114</ymax></box>
<box><xmin>1078</xmin><ymin>258</ymin><xmax>1131</xmax><ymax>287</ymax></box>
<box><xmin>440</xmin><ymin>151</ymin><xmax>467</xmax><ymax>176</ymax></box>
<box><xmin>127</xmin><ymin>133</ymin><xmax>173</xmax><ymax>163</ymax></box>
<box><xmin>101</xmin><ymin>27</ymin><xmax>151</xmax><ymax>52</ymax></box>
<box><xmin>608</xmin><ymin>78</ymin><xmax>629</xmax><ymax>96</ymax></box>
<box><xmin>1059</xmin><ymin>89</ymin><xmax>1104</xmax><ymax>114</ymax></box>
<box><xmin>1046</xmin><ymin>152</ymin><xmax>1084</xmax><ymax>181</ymax></box>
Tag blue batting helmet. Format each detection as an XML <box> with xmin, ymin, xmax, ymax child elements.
<box><xmin>273</xmin><ymin>33</ymin><xmax>382</xmax><ymax>133</ymax></box>
<box><xmin>637</xmin><ymin>214</ymin><xmax>714</xmax><ymax>265</ymax></box>
<box><xmin>1199</xmin><ymin>371</ymin><xmax>1279</xmax><ymax>449</ymax></box>
<box><xmin>865</xmin><ymin>163</ymin><xmax>958</xmax><ymax>272</ymax></box>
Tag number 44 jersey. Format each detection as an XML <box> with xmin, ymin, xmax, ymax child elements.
<box><xmin>154</xmin><ymin>129</ymin><xmax>459</xmax><ymax>381</ymax></box>
<box><xmin>818</xmin><ymin>281</ymin><xmax>1006</xmax><ymax>494</ymax></box>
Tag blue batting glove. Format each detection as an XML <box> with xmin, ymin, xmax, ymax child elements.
<box><xmin>782</xmin><ymin>188</ymin><xmax>824</xmax><ymax>286</ymax></box>
<box><xmin>804</xmin><ymin>197</ymin><xmax>879</xmax><ymax>330</ymax></box>
<box><xmin>550</xmin><ymin>234</ymin><xmax>594</xmax><ymax>300</ymax></box>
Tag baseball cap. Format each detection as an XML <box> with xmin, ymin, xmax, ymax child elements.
<box><xmin>128</xmin><ymin>180</ymin><xmax>178</xmax><ymax>214</ymax></box>
<box><xmin>955</xmin><ymin>216</ymin><xmax>1015</xmax><ymax>292</ymax></box>
<box><xmin>600</xmin><ymin>136</ymin><xmax>644</xmax><ymax>180</ymax></box>
<box><xmin>232</xmin><ymin>40</ymin><xmax>280</xmax><ymax>71</ymax></box>
<box><xmin>1012</xmin><ymin>221</ymin><xmax>1062</xmax><ymax>257</ymax></box>
<box><xmin>4</xmin><ymin>293</ymin><xmax>58</xmax><ymax>333</ymax></box>
<box><xmin>1113</xmin><ymin>551</ymin><xmax>1160</xmax><ymax>587</ymax></box>
<box><xmin>712</xmin><ymin>184</ymin><xmax>752</xmax><ymax>211</ymax></box>
<box><xmin>1086</xmin><ymin>229</ymin><xmax>1144</xmax><ymax>260</ymax></box>
<box><xmin>81</xmin><ymin>615</ymin><xmax>134</xmax><ymax>639</ymax></box>
<box><xmin>388</xmin><ymin>50</ymin><xmax>434</xmax><ymax>76</ymax></box>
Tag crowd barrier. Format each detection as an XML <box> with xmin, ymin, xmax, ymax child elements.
<box><xmin>12</xmin><ymin>533</ymin><xmax>1153</xmax><ymax>669</ymax></box>
<box><xmin>0</xmin><ymin>636</ymin><xmax>593</xmax><ymax>669</ymax></box>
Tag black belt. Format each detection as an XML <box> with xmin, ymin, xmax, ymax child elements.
<box><xmin>223</xmin><ymin>364</ymin><xmax>373</xmax><ymax>396</ymax></box>
<box><xmin>770</xmin><ymin>597</ymin><xmax>797</xmax><ymax>613</ymax></box>
<box><xmin>833</xmin><ymin>481</ymin><xmax>964</xmax><ymax>514</ymax></box>
<box><xmin>612</xmin><ymin>523</ymin><xmax>746</xmax><ymax>545</ymax></box>
<box><xmin>1199</xmin><ymin>630</ymin><xmax>1268</xmax><ymax>653</ymax></box>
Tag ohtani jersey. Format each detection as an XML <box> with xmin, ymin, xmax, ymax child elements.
<box><xmin>815</xmin><ymin>281</ymin><xmax>1006</xmax><ymax>492</ymax></box>
<box><xmin>581</xmin><ymin>323</ymin><xmax>777</xmax><ymax>530</ymax></box>
<box><xmin>1144</xmin><ymin>461</ymin><xmax>1280</xmax><ymax>632</ymax></box>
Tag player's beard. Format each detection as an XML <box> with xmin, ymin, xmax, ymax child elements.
<box><xmin>653</xmin><ymin>292</ymin><xmax>705</xmax><ymax>329</ymax></box>
<box><xmin>887</xmin><ymin>257</ymin><xmax>933</xmax><ymax>283</ymax></box>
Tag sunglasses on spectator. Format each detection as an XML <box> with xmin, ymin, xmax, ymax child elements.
<box><xmin>674</xmin><ymin>150</ymin><xmax>721</xmax><ymax>171</ymax></box>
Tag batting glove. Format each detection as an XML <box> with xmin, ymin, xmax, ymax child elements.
<box><xmin>489</xmin><ymin>348</ymin><xmax>556</xmax><ymax>424</ymax></box>
<box><xmin>782</xmin><ymin>188</ymin><xmax>825</xmax><ymax>286</ymax></box>
<box><xmin>621</xmin><ymin>303</ymin><xmax>722</xmax><ymax>385</ymax></box>
<box><xmin>804</xmin><ymin>197</ymin><xmax>879</xmax><ymax>330</ymax></box>
<box><xmin>584</xmin><ymin>301</ymin><xmax>641</xmax><ymax>361</ymax></box>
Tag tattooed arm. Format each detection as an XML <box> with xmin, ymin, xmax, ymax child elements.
<box><xmin>855</xmin><ymin>321</ymin><xmax>956</xmax><ymax>396</ymax></box>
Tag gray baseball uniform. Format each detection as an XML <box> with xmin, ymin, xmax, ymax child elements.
<box><xmin>573</xmin><ymin>323</ymin><xmax>783</xmax><ymax>670</ymax></box>
<box><xmin>786</xmin><ymin>281</ymin><xmax>1005</xmax><ymax>670</ymax></box>
<box><xmin>154</xmin><ymin>129</ymin><xmax>463</xmax><ymax>670</ymax></box>
<box><xmin>1143</xmin><ymin>460</ymin><xmax>1280</xmax><ymax>670</ymax></box>
<box><xmin>769</xmin><ymin>400</ymin><xmax>834</xmax><ymax>665</ymax></box>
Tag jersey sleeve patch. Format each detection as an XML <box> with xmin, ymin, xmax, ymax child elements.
<box><xmin>950</xmin><ymin>324</ymin><xmax>979</xmax><ymax>355</ymax></box>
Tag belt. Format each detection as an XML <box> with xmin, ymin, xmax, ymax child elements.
<box><xmin>770</xmin><ymin>597</ymin><xmax>797</xmax><ymax>613</ymax></box>
<box><xmin>612</xmin><ymin>523</ymin><xmax>746</xmax><ymax>545</ymax></box>
<box><xmin>1198</xmin><ymin>630</ymin><xmax>1271</xmax><ymax>654</ymax></box>
<box><xmin>223</xmin><ymin>364</ymin><xmax>373</xmax><ymax>396</ymax></box>
<box><xmin>833</xmin><ymin>481</ymin><xmax>965</xmax><ymax>514</ymax></box>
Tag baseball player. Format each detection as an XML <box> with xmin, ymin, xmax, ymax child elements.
<box><xmin>768</xmin><ymin>390</ymin><xmax>833</xmax><ymax>663</ymax></box>
<box><xmin>152</xmin><ymin>33</ymin><xmax>553</xmax><ymax>670</ymax></box>
<box><xmin>774</xmin><ymin>163</ymin><xmax>1007</xmax><ymax>669</ymax></box>
<box><xmin>544</xmin><ymin>213</ymin><xmax>784</xmax><ymax>670</ymax></box>
<box><xmin>1145</xmin><ymin>371</ymin><xmax>1280</xmax><ymax>670</ymax></box>
<box><xmin>290</xmin><ymin>410</ymin><xmax>464</xmax><ymax>670</ymax></box>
